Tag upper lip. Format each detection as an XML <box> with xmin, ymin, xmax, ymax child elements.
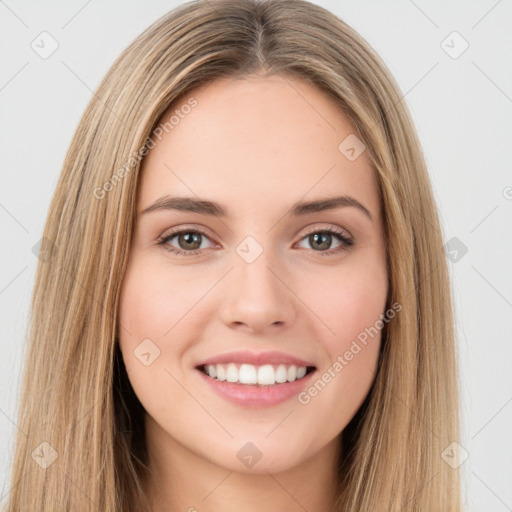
<box><xmin>196</xmin><ymin>350</ymin><xmax>316</xmax><ymax>368</ymax></box>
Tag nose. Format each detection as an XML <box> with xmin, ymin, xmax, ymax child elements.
<box><xmin>219</xmin><ymin>249</ymin><xmax>297</xmax><ymax>334</ymax></box>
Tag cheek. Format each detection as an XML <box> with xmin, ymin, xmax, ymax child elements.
<box><xmin>117</xmin><ymin>259</ymin><xmax>196</xmax><ymax>428</ymax></box>
<box><xmin>293</xmin><ymin>260</ymin><xmax>387</xmax><ymax>430</ymax></box>
<box><xmin>305</xmin><ymin>260</ymin><xmax>388</xmax><ymax>350</ymax></box>
<box><xmin>117</xmin><ymin>259</ymin><xmax>189</xmax><ymax>382</ymax></box>
<box><xmin>118</xmin><ymin>258</ymin><xmax>204</xmax><ymax>343</ymax></box>
<box><xmin>117</xmin><ymin>256</ymin><xmax>218</xmax><ymax>399</ymax></box>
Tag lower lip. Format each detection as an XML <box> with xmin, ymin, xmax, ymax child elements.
<box><xmin>196</xmin><ymin>368</ymin><xmax>316</xmax><ymax>407</ymax></box>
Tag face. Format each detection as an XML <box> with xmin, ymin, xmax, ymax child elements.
<box><xmin>118</xmin><ymin>74</ymin><xmax>388</xmax><ymax>475</ymax></box>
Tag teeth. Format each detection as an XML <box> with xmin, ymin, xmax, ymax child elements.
<box><xmin>240</xmin><ymin>364</ymin><xmax>257</xmax><ymax>384</ymax></box>
<box><xmin>275</xmin><ymin>365</ymin><xmax>288</xmax><ymax>383</ymax></box>
<box><xmin>287</xmin><ymin>365</ymin><xmax>297</xmax><ymax>382</ymax></box>
<box><xmin>201</xmin><ymin>363</ymin><xmax>311</xmax><ymax>385</ymax></box>
<box><xmin>258</xmin><ymin>364</ymin><xmax>275</xmax><ymax>385</ymax></box>
<box><xmin>296</xmin><ymin>366</ymin><xmax>307</xmax><ymax>379</ymax></box>
<box><xmin>226</xmin><ymin>363</ymin><xmax>238</xmax><ymax>383</ymax></box>
<box><xmin>216</xmin><ymin>365</ymin><xmax>226</xmax><ymax>381</ymax></box>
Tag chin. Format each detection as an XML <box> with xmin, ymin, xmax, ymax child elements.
<box><xmin>201</xmin><ymin>438</ymin><xmax>312</xmax><ymax>475</ymax></box>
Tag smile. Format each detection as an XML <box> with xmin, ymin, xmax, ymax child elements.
<box><xmin>198</xmin><ymin>363</ymin><xmax>316</xmax><ymax>386</ymax></box>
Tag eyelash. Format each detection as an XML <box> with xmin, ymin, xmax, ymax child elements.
<box><xmin>157</xmin><ymin>226</ymin><xmax>354</xmax><ymax>257</ymax></box>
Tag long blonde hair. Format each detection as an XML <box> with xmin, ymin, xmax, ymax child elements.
<box><xmin>4</xmin><ymin>0</ymin><xmax>461</xmax><ymax>510</ymax></box>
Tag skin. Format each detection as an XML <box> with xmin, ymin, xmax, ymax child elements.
<box><xmin>118</xmin><ymin>73</ymin><xmax>388</xmax><ymax>512</ymax></box>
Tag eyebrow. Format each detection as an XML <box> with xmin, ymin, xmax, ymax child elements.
<box><xmin>140</xmin><ymin>194</ymin><xmax>373</xmax><ymax>221</ymax></box>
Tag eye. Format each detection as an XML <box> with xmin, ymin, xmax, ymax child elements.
<box><xmin>157</xmin><ymin>226</ymin><xmax>354</xmax><ymax>257</ymax></box>
<box><xmin>157</xmin><ymin>228</ymin><xmax>215</xmax><ymax>257</ymax></box>
<box><xmin>296</xmin><ymin>226</ymin><xmax>354</xmax><ymax>256</ymax></box>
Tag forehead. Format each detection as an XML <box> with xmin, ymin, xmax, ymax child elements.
<box><xmin>139</xmin><ymin>74</ymin><xmax>380</xmax><ymax>221</ymax></box>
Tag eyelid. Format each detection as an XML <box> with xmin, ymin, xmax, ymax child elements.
<box><xmin>299</xmin><ymin>223</ymin><xmax>352</xmax><ymax>239</ymax></box>
<box><xmin>158</xmin><ymin>224</ymin><xmax>217</xmax><ymax>242</ymax></box>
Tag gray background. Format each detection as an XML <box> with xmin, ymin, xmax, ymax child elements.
<box><xmin>1</xmin><ymin>1</ymin><xmax>511</xmax><ymax>510</ymax></box>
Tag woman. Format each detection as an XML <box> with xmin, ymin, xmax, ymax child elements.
<box><xmin>4</xmin><ymin>0</ymin><xmax>461</xmax><ymax>510</ymax></box>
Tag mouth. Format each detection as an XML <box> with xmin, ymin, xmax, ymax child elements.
<box><xmin>196</xmin><ymin>363</ymin><xmax>316</xmax><ymax>386</ymax></box>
